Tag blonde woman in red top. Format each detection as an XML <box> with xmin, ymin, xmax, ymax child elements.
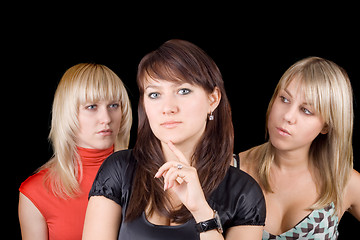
<box><xmin>18</xmin><ymin>63</ymin><xmax>132</xmax><ymax>240</ymax></box>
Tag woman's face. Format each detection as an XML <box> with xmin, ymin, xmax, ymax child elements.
<box><xmin>267</xmin><ymin>79</ymin><xmax>327</xmax><ymax>153</ymax></box>
<box><xmin>143</xmin><ymin>78</ymin><xmax>220</xmax><ymax>149</ymax></box>
<box><xmin>76</xmin><ymin>100</ymin><xmax>122</xmax><ymax>149</ymax></box>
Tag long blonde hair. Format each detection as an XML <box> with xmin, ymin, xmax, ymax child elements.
<box><xmin>40</xmin><ymin>63</ymin><xmax>132</xmax><ymax>198</ymax></box>
<box><xmin>252</xmin><ymin>57</ymin><xmax>353</xmax><ymax>214</ymax></box>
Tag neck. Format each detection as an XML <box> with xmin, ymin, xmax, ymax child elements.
<box><xmin>273</xmin><ymin>147</ymin><xmax>310</xmax><ymax>172</ymax></box>
<box><xmin>161</xmin><ymin>140</ymin><xmax>195</xmax><ymax>164</ymax></box>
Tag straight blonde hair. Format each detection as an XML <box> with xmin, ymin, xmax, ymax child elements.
<box><xmin>40</xmin><ymin>63</ymin><xmax>132</xmax><ymax>198</ymax></box>
<box><xmin>251</xmin><ymin>57</ymin><xmax>353</xmax><ymax>214</ymax></box>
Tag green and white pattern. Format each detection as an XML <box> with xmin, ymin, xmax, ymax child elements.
<box><xmin>262</xmin><ymin>203</ymin><xmax>339</xmax><ymax>240</ymax></box>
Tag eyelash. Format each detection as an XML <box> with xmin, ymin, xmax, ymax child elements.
<box><xmin>85</xmin><ymin>103</ymin><xmax>120</xmax><ymax>110</ymax></box>
<box><xmin>280</xmin><ymin>96</ymin><xmax>290</xmax><ymax>103</ymax></box>
<box><xmin>279</xmin><ymin>96</ymin><xmax>313</xmax><ymax>115</ymax></box>
<box><xmin>147</xmin><ymin>88</ymin><xmax>192</xmax><ymax>99</ymax></box>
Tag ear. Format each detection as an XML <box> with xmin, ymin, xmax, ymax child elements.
<box><xmin>208</xmin><ymin>87</ymin><xmax>221</xmax><ymax>112</ymax></box>
<box><xmin>320</xmin><ymin>124</ymin><xmax>329</xmax><ymax>134</ymax></box>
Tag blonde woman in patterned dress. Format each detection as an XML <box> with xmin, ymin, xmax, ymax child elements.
<box><xmin>234</xmin><ymin>57</ymin><xmax>360</xmax><ymax>239</ymax></box>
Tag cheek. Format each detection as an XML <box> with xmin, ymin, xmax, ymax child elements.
<box><xmin>297</xmin><ymin>120</ymin><xmax>324</xmax><ymax>142</ymax></box>
<box><xmin>143</xmin><ymin>102</ymin><xmax>161</xmax><ymax>134</ymax></box>
<box><xmin>111</xmin><ymin>111</ymin><xmax>123</xmax><ymax>130</ymax></box>
<box><xmin>267</xmin><ymin>106</ymin><xmax>279</xmax><ymax>127</ymax></box>
<box><xmin>77</xmin><ymin>114</ymin><xmax>93</xmax><ymax>135</ymax></box>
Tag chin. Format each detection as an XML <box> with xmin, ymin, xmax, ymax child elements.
<box><xmin>91</xmin><ymin>141</ymin><xmax>114</xmax><ymax>150</ymax></box>
<box><xmin>158</xmin><ymin>135</ymin><xmax>184</xmax><ymax>145</ymax></box>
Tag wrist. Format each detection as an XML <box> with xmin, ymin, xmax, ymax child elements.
<box><xmin>195</xmin><ymin>209</ymin><xmax>224</xmax><ymax>234</ymax></box>
<box><xmin>191</xmin><ymin>204</ymin><xmax>214</xmax><ymax>223</ymax></box>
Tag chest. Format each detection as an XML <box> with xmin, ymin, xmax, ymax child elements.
<box><xmin>263</xmin><ymin>173</ymin><xmax>319</xmax><ymax>235</ymax></box>
<box><xmin>119</xmin><ymin>212</ymin><xmax>198</xmax><ymax>240</ymax></box>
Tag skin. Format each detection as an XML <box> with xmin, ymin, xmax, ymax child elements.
<box><xmin>239</xmin><ymin>79</ymin><xmax>360</xmax><ymax>235</ymax></box>
<box><xmin>18</xmin><ymin>100</ymin><xmax>122</xmax><ymax>240</ymax></box>
<box><xmin>83</xmin><ymin>78</ymin><xmax>263</xmax><ymax>240</ymax></box>
<box><xmin>76</xmin><ymin>100</ymin><xmax>122</xmax><ymax>149</ymax></box>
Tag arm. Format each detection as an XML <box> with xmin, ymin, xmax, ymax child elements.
<box><xmin>226</xmin><ymin>225</ymin><xmax>263</xmax><ymax>240</ymax></box>
<box><xmin>192</xmin><ymin>205</ymin><xmax>263</xmax><ymax>240</ymax></box>
<box><xmin>345</xmin><ymin>169</ymin><xmax>360</xmax><ymax>220</ymax></box>
<box><xmin>157</xmin><ymin>142</ymin><xmax>264</xmax><ymax>239</ymax></box>
<box><xmin>82</xmin><ymin>196</ymin><xmax>122</xmax><ymax>240</ymax></box>
<box><xmin>18</xmin><ymin>193</ymin><xmax>48</xmax><ymax>240</ymax></box>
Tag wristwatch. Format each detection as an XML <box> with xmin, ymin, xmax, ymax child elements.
<box><xmin>195</xmin><ymin>210</ymin><xmax>223</xmax><ymax>234</ymax></box>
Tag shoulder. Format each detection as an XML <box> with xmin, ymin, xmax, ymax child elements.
<box><xmin>238</xmin><ymin>144</ymin><xmax>266</xmax><ymax>179</ymax></box>
<box><xmin>19</xmin><ymin>169</ymin><xmax>48</xmax><ymax>196</ymax></box>
<box><xmin>89</xmin><ymin>149</ymin><xmax>136</xmax><ymax>206</ymax></box>
<box><xmin>225</xmin><ymin>166</ymin><xmax>264</xmax><ymax>201</ymax></box>
<box><xmin>209</xmin><ymin>166</ymin><xmax>266</xmax><ymax>226</ymax></box>
<box><xmin>344</xmin><ymin>169</ymin><xmax>360</xmax><ymax>218</ymax></box>
<box><xmin>97</xmin><ymin>149</ymin><xmax>135</xmax><ymax>175</ymax></box>
<box><xmin>19</xmin><ymin>169</ymin><xmax>50</xmax><ymax>217</ymax></box>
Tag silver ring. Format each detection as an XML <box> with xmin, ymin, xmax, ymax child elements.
<box><xmin>177</xmin><ymin>164</ymin><xmax>183</xmax><ymax>170</ymax></box>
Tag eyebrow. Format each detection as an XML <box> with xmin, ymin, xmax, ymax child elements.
<box><xmin>283</xmin><ymin>88</ymin><xmax>312</xmax><ymax>106</ymax></box>
<box><xmin>144</xmin><ymin>82</ymin><xmax>186</xmax><ymax>91</ymax></box>
<box><xmin>284</xmin><ymin>88</ymin><xmax>293</xmax><ymax>98</ymax></box>
<box><xmin>145</xmin><ymin>85</ymin><xmax>159</xmax><ymax>90</ymax></box>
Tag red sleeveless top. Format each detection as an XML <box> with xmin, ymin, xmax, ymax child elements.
<box><xmin>19</xmin><ymin>146</ymin><xmax>113</xmax><ymax>240</ymax></box>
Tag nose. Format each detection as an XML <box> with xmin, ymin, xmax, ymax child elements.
<box><xmin>162</xmin><ymin>97</ymin><xmax>179</xmax><ymax>115</ymax></box>
<box><xmin>99</xmin><ymin>107</ymin><xmax>112</xmax><ymax>124</ymax></box>
<box><xmin>283</xmin><ymin>106</ymin><xmax>297</xmax><ymax>125</ymax></box>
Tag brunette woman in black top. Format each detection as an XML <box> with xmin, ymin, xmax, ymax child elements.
<box><xmin>83</xmin><ymin>39</ymin><xmax>266</xmax><ymax>240</ymax></box>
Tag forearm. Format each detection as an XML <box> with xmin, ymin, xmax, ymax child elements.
<box><xmin>192</xmin><ymin>204</ymin><xmax>224</xmax><ymax>240</ymax></box>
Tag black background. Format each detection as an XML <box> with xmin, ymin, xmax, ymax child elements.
<box><xmin>9</xmin><ymin>4</ymin><xmax>359</xmax><ymax>239</ymax></box>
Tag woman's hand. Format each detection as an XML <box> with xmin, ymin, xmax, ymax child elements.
<box><xmin>154</xmin><ymin>141</ymin><xmax>213</xmax><ymax>221</ymax></box>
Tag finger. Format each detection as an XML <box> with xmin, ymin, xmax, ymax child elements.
<box><xmin>163</xmin><ymin>166</ymin><xmax>179</xmax><ymax>190</ymax></box>
<box><xmin>154</xmin><ymin>161</ymin><xmax>184</xmax><ymax>178</ymax></box>
<box><xmin>165</xmin><ymin>168</ymin><xmax>186</xmax><ymax>190</ymax></box>
<box><xmin>167</xmin><ymin>141</ymin><xmax>188</xmax><ymax>164</ymax></box>
<box><xmin>154</xmin><ymin>162</ymin><xmax>174</xmax><ymax>178</ymax></box>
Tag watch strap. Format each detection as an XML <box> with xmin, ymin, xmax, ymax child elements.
<box><xmin>195</xmin><ymin>210</ymin><xmax>223</xmax><ymax>233</ymax></box>
<box><xmin>195</xmin><ymin>218</ymin><xmax>219</xmax><ymax>233</ymax></box>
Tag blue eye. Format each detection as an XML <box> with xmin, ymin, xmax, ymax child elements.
<box><xmin>86</xmin><ymin>104</ymin><xmax>97</xmax><ymax>110</ymax></box>
<box><xmin>302</xmin><ymin>107</ymin><xmax>313</xmax><ymax>115</ymax></box>
<box><xmin>109</xmin><ymin>103</ymin><xmax>119</xmax><ymax>109</ymax></box>
<box><xmin>280</xmin><ymin>96</ymin><xmax>290</xmax><ymax>103</ymax></box>
<box><xmin>148</xmin><ymin>92</ymin><xmax>160</xmax><ymax>99</ymax></box>
<box><xmin>178</xmin><ymin>88</ymin><xmax>191</xmax><ymax>95</ymax></box>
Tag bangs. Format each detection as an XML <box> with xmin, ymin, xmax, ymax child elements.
<box><xmin>138</xmin><ymin>57</ymin><xmax>194</xmax><ymax>94</ymax></box>
<box><xmin>279</xmin><ymin>71</ymin><xmax>331</xmax><ymax>122</ymax></box>
<box><xmin>137</xmin><ymin>40</ymin><xmax>218</xmax><ymax>94</ymax></box>
<box><xmin>76</xmin><ymin>64</ymin><xmax>123</xmax><ymax>104</ymax></box>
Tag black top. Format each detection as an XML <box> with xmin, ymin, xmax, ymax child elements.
<box><xmin>89</xmin><ymin>150</ymin><xmax>266</xmax><ymax>240</ymax></box>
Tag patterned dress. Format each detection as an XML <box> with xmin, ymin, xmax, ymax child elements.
<box><xmin>262</xmin><ymin>203</ymin><xmax>339</xmax><ymax>240</ymax></box>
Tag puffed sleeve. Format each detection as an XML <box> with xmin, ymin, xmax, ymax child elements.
<box><xmin>208</xmin><ymin>167</ymin><xmax>266</xmax><ymax>231</ymax></box>
<box><xmin>230</xmin><ymin>170</ymin><xmax>266</xmax><ymax>226</ymax></box>
<box><xmin>89</xmin><ymin>149</ymin><xmax>135</xmax><ymax>207</ymax></box>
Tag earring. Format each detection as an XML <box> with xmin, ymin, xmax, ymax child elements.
<box><xmin>208</xmin><ymin>111</ymin><xmax>214</xmax><ymax>121</ymax></box>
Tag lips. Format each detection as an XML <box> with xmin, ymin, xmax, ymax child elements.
<box><xmin>276</xmin><ymin>127</ymin><xmax>291</xmax><ymax>136</ymax></box>
<box><xmin>160</xmin><ymin>121</ymin><xmax>182</xmax><ymax>129</ymax></box>
<box><xmin>97</xmin><ymin>129</ymin><xmax>113</xmax><ymax>136</ymax></box>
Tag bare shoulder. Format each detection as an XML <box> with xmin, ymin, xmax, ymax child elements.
<box><xmin>238</xmin><ymin>145</ymin><xmax>262</xmax><ymax>176</ymax></box>
<box><xmin>343</xmin><ymin>169</ymin><xmax>360</xmax><ymax>220</ymax></box>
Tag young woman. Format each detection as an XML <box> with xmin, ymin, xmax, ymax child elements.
<box><xmin>18</xmin><ymin>63</ymin><xmax>132</xmax><ymax>240</ymax></box>
<box><xmin>236</xmin><ymin>57</ymin><xmax>360</xmax><ymax>239</ymax></box>
<box><xmin>83</xmin><ymin>39</ymin><xmax>266</xmax><ymax>240</ymax></box>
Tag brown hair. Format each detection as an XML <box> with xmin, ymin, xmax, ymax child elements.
<box><xmin>126</xmin><ymin>39</ymin><xmax>234</xmax><ymax>223</ymax></box>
